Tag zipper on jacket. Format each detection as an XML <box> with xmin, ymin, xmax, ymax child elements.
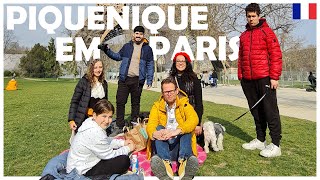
<box><xmin>249</xmin><ymin>31</ymin><xmax>253</xmax><ymax>80</ymax></box>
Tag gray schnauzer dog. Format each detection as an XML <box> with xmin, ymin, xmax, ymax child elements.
<box><xmin>202</xmin><ymin>121</ymin><xmax>226</xmax><ymax>153</ymax></box>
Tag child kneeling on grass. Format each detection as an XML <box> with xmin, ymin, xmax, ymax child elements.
<box><xmin>41</xmin><ymin>99</ymin><xmax>141</xmax><ymax>180</ymax></box>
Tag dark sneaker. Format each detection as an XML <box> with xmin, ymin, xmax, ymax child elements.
<box><xmin>151</xmin><ymin>155</ymin><xmax>174</xmax><ymax>180</ymax></box>
<box><xmin>108</xmin><ymin>125</ymin><xmax>124</xmax><ymax>137</ymax></box>
<box><xmin>180</xmin><ymin>156</ymin><xmax>199</xmax><ymax>180</ymax></box>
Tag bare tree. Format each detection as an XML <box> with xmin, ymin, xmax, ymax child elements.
<box><xmin>4</xmin><ymin>27</ymin><xmax>18</xmax><ymax>53</ymax></box>
<box><xmin>284</xmin><ymin>46</ymin><xmax>316</xmax><ymax>71</ymax></box>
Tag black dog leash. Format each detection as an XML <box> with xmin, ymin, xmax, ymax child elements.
<box><xmin>234</xmin><ymin>85</ymin><xmax>270</xmax><ymax>121</ymax></box>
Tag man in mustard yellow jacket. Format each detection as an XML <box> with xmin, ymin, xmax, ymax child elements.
<box><xmin>146</xmin><ymin>77</ymin><xmax>199</xmax><ymax>180</ymax></box>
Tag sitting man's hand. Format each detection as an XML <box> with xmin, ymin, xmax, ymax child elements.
<box><xmin>152</xmin><ymin>129</ymin><xmax>167</xmax><ymax>140</ymax></box>
<box><xmin>164</xmin><ymin>129</ymin><xmax>182</xmax><ymax>140</ymax></box>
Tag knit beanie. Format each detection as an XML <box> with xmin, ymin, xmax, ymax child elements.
<box><xmin>173</xmin><ymin>52</ymin><xmax>192</xmax><ymax>63</ymax></box>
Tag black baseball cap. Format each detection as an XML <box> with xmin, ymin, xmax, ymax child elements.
<box><xmin>133</xmin><ymin>26</ymin><xmax>145</xmax><ymax>33</ymax></box>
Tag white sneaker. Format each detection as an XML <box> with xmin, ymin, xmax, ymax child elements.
<box><xmin>260</xmin><ymin>143</ymin><xmax>281</xmax><ymax>158</ymax></box>
<box><xmin>242</xmin><ymin>138</ymin><xmax>266</xmax><ymax>150</ymax></box>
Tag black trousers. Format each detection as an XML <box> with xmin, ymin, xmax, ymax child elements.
<box><xmin>85</xmin><ymin>155</ymin><xmax>130</xmax><ymax>177</ymax></box>
<box><xmin>116</xmin><ymin>76</ymin><xmax>143</xmax><ymax>127</ymax></box>
<box><xmin>241</xmin><ymin>77</ymin><xmax>282</xmax><ymax>146</ymax></box>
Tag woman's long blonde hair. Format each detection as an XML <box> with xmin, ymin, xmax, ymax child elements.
<box><xmin>86</xmin><ymin>59</ymin><xmax>105</xmax><ymax>86</ymax></box>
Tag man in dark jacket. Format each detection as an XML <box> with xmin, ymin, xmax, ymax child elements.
<box><xmin>307</xmin><ymin>71</ymin><xmax>316</xmax><ymax>91</ymax></box>
<box><xmin>102</xmin><ymin>26</ymin><xmax>154</xmax><ymax>136</ymax></box>
<box><xmin>238</xmin><ymin>3</ymin><xmax>282</xmax><ymax>158</ymax></box>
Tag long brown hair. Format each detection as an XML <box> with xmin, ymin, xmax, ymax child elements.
<box><xmin>86</xmin><ymin>59</ymin><xmax>105</xmax><ymax>86</ymax></box>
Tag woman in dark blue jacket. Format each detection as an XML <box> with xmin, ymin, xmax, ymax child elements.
<box><xmin>68</xmin><ymin>59</ymin><xmax>108</xmax><ymax>131</ymax></box>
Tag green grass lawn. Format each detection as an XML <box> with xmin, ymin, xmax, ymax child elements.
<box><xmin>3</xmin><ymin>78</ymin><xmax>316</xmax><ymax>176</ymax></box>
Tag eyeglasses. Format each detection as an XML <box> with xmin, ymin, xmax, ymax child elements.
<box><xmin>176</xmin><ymin>60</ymin><xmax>186</xmax><ymax>64</ymax></box>
<box><xmin>162</xmin><ymin>89</ymin><xmax>176</xmax><ymax>95</ymax></box>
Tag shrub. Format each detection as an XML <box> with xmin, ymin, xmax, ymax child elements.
<box><xmin>4</xmin><ymin>70</ymin><xmax>12</xmax><ymax>77</ymax></box>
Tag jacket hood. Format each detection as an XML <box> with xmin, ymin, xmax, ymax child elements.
<box><xmin>157</xmin><ymin>89</ymin><xmax>189</xmax><ymax>111</ymax></box>
<box><xmin>77</xmin><ymin>117</ymin><xmax>100</xmax><ymax>133</ymax></box>
<box><xmin>142</xmin><ymin>38</ymin><xmax>149</xmax><ymax>44</ymax></box>
<box><xmin>246</xmin><ymin>18</ymin><xmax>269</xmax><ymax>30</ymax></box>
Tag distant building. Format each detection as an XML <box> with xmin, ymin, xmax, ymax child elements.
<box><xmin>4</xmin><ymin>54</ymin><xmax>25</xmax><ymax>71</ymax></box>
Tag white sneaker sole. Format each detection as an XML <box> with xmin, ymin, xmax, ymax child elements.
<box><xmin>260</xmin><ymin>151</ymin><xmax>281</xmax><ymax>158</ymax></box>
<box><xmin>242</xmin><ymin>144</ymin><xmax>266</xmax><ymax>151</ymax></box>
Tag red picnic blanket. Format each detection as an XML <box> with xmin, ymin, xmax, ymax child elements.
<box><xmin>135</xmin><ymin>144</ymin><xmax>207</xmax><ymax>176</ymax></box>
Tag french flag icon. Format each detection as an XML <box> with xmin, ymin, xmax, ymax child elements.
<box><xmin>293</xmin><ymin>3</ymin><xmax>317</xmax><ymax>19</ymax></box>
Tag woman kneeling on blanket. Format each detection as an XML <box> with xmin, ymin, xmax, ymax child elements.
<box><xmin>67</xmin><ymin>99</ymin><xmax>136</xmax><ymax>177</ymax></box>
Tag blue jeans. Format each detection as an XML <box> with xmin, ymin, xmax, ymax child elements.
<box><xmin>154</xmin><ymin>125</ymin><xmax>193</xmax><ymax>162</ymax></box>
<box><xmin>41</xmin><ymin>151</ymin><xmax>90</xmax><ymax>180</ymax></box>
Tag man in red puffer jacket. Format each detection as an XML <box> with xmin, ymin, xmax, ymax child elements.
<box><xmin>238</xmin><ymin>3</ymin><xmax>282</xmax><ymax>158</ymax></box>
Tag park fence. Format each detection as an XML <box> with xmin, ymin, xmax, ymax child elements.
<box><xmin>279</xmin><ymin>71</ymin><xmax>315</xmax><ymax>88</ymax></box>
<box><xmin>217</xmin><ymin>70</ymin><xmax>315</xmax><ymax>89</ymax></box>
